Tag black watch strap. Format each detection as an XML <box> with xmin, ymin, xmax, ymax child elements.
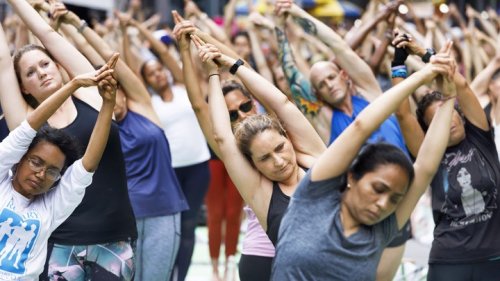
<box><xmin>422</xmin><ymin>48</ymin><xmax>436</xmax><ymax>63</ymax></box>
<box><xmin>229</xmin><ymin>59</ymin><xmax>244</xmax><ymax>75</ymax></box>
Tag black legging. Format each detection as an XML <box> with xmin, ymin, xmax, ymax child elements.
<box><xmin>239</xmin><ymin>254</ymin><xmax>273</xmax><ymax>281</ymax></box>
<box><xmin>428</xmin><ymin>259</ymin><xmax>500</xmax><ymax>281</ymax></box>
<box><xmin>172</xmin><ymin>161</ymin><xmax>210</xmax><ymax>281</ymax></box>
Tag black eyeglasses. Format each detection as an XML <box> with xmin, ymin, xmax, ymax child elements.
<box><xmin>26</xmin><ymin>156</ymin><xmax>62</xmax><ymax>181</ymax></box>
<box><xmin>229</xmin><ymin>100</ymin><xmax>253</xmax><ymax>122</ymax></box>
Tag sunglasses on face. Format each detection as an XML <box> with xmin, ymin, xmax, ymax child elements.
<box><xmin>229</xmin><ymin>100</ymin><xmax>253</xmax><ymax>122</ymax></box>
<box><xmin>26</xmin><ymin>156</ymin><xmax>62</xmax><ymax>181</ymax></box>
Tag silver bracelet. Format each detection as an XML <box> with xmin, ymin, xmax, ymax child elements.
<box><xmin>77</xmin><ymin>19</ymin><xmax>88</xmax><ymax>33</ymax></box>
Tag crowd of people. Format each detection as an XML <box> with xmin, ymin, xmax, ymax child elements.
<box><xmin>0</xmin><ymin>0</ymin><xmax>499</xmax><ymax>280</ymax></box>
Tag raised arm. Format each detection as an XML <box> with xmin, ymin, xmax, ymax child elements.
<box><xmin>470</xmin><ymin>55</ymin><xmax>500</xmax><ymax>107</ymax></box>
<box><xmin>191</xmin><ymin>35</ymin><xmax>262</xmax><ymax>208</ymax></box>
<box><xmin>311</xmin><ymin>43</ymin><xmax>455</xmax><ymax>182</ymax></box>
<box><xmin>0</xmin><ymin>22</ymin><xmax>29</xmax><ymax>129</ymax></box>
<box><xmin>81</xmin><ymin>62</ymin><xmax>117</xmax><ymax>172</ymax></box>
<box><xmin>391</xmin><ymin>31</ymin><xmax>427</xmax><ymax>157</ymax></box>
<box><xmin>344</xmin><ymin>1</ymin><xmax>400</xmax><ymax>50</ymax></box>
<box><xmin>127</xmin><ymin>17</ymin><xmax>183</xmax><ymax>83</ymax></box>
<box><xmin>213</xmin><ymin>49</ymin><xmax>326</xmax><ymax>166</ymax></box>
<box><xmin>276</xmin><ymin>0</ymin><xmax>382</xmax><ymax>100</ymax></box>
<box><xmin>453</xmin><ymin>70</ymin><xmax>489</xmax><ymax>130</ymax></box>
<box><xmin>173</xmin><ymin>11</ymin><xmax>219</xmax><ymax>156</ymax></box>
<box><xmin>7</xmin><ymin>0</ymin><xmax>94</xmax><ymax>76</ymax></box>
<box><xmin>61</xmin><ymin>9</ymin><xmax>158</xmax><ymax>124</ymax></box>
<box><xmin>396</xmin><ymin>75</ymin><xmax>456</xmax><ymax>229</ymax></box>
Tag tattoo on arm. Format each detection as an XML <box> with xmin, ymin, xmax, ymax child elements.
<box><xmin>275</xmin><ymin>26</ymin><xmax>322</xmax><ymax>117</ymax></box>
<box><xmin>294</xmin><ymin>17</ymin><xmax>317</xmax><ymax>36</ymax></box>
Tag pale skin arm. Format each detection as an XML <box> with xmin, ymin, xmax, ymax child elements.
<box><xmin>193</xmin><ymin>36</ymin><xmax>262</xmax><ymax>211</ymax></box>
<box><xmin>470</xmin><ymin>56</ymin><xmax>500</xmax><ymax>107</ymax></box>
<box><xmin>81</xmin><ymin>68</ymin><xmax>117</xmax><ymax>172</ymax></box>
<box><xmin>128</xmin><ymin>17</ymin><xmax>183</xmax><ymax>83</ymax></box>
<box><xmin>247</xmin><ymin>14</ymin><xmax>273</xmax><ymax>82</ymax></box>
<box><xmin>0</xmin><ymin>22</ymin><xmax>30</xmax><ymax>130</ymax></box>
<box><xmin>276</xmin><ymin>0</ymin><xmax>382</xmax><ymax>101</ymax></box>
<box><xmin>172</xmin><ymin>11</ymin><xmax>219</xmax><ymax>157</ymax></box>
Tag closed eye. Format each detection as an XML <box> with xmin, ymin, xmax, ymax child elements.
<box><xmin>275</xmin><ymin>143</ymin><xmax>284</xmax><ymax>152</ymax></box>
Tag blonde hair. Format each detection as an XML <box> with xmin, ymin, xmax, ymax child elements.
<box><xmin>234</xmin><ymin>114</ymin><xmax>287</xmax><ymax>162</ymax></box>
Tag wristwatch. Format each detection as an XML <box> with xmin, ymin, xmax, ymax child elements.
<box><xmin>422</xmin><ymin>48</ymin><xmax>436</xmax><ymax>63</ymax></box>
<box><xmin>229</xmin><ymin>59</ymin><xmax>244</xmax><ymax>75</ymax></box>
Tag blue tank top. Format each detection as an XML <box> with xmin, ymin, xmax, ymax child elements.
<box><xmin>330</xmin><ymin>95</ymin><xmax>408</xmax><ymax>154</ymax></box>
<box><xmin>118</xmin><ymin>110</ymin><xmax>188</xmax><ymax>218</ymax></box>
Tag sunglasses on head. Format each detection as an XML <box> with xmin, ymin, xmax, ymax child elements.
<box><xmin>229</xmin><ymin>100</ymin><xmax>253</xmax><ymax>122</ymax></box>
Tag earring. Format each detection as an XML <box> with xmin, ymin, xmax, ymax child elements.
<box><xmin>347</xmin><ymin>183</ymin><xmax>351</xmax><ymax>189</ymax></box>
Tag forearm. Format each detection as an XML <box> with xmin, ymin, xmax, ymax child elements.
<box><xmin>7</xmin><ymin>0</ymin><xmax>94</xmax><ymax>75</ymax></box>
<box><xmin>27</xmin><ymin>80</ymin><xmax>80</xmax><ymax>130</ymax></box>
<box><xmin>368</xmin><ymin>35</ymin><xmax>391</xmax><ymax>72</ymax></box>
<box><xmin>248</xmin><ymin>27</ymin><xmax>273</xmax><ymax>82</ymax></box>
<box><xmin>275</xmin><ymin>26</ymin><xmax>320</xmax><ymax>117</ymax></box>
<box><xmin>471</xmin><ymin>61</ymin><xmax>498</xmax><ymax>99</ymax></box>
<box><xmin>131</xmin><ymin>20</ymin><xmax>183</xmax><ymax>83</ymax></box>
<box><xmin>346</xmin><ymin>11</ymin><xmax>386</xmax><ymax>50</ymax></box>
<box><xmin>358</xmin><ymin>67</ymin><xmax>434</xmax><ymax>133</ymax></box>
<box><xmin>82</xmin><ymin>99</ymin><xmax>113</xmax><ymax>172</ymax></box>
<box><xmin>415</xmin><ymin>97</ymin><xmax>455</xmax><ymax>175</ymax></box>
<box><xmin>61</xmin><ymin>24</ymin><xmax>106</xmax><ymax>67</ymax></box>
<box><xmin>198</xmin><ymin>15</ymin><xmax>229</xmax><ymax>45</ymax></box>
<box><xmin>194</xmin><ymin>29</ymin><xmax>245</xmax><ymax>65</ymax></box>
<box><xmin>454</xmin><ymin>72</ymin><xmax>489</xmax><ymax>129</ymax></box>
<box><xmin>180</xmin><ymin>48</ymin><xmax>219</xmax><ymax>156</ymax></box>
<box><xmin>208</xmin><ymin>75</ymin><xmax>233</xmax><ymax>150</ymax></box>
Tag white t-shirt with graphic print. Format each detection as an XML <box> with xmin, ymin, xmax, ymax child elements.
<box><xmin>0</xmin><ymin>121</ymin><xmax>93</xmax><ymax>280</ymax></box>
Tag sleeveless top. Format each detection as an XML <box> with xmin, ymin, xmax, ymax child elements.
<box><xmin>117</xmin><ymin>110</ymin><xmax>188</xmax><ymax>218</ymax></box>
<box><xmin>266</xmin><ymin>181</ymin><xmax>291</xmax><ymax>246</ymax></box>
<box><xmin>49</xmin><ymin>97</ymin><xmax>137</xmax><ymax>244</ymax></box>
<box><xmin>151</xmin><ymin>85</ymin><xmax>210</xmax><ymax>168</ymax></box>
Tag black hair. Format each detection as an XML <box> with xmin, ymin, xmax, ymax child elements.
<box><xmin>416</xmin><ymin>91</ymin><xmax>463</xmax><ymax>131</ymax></box>
<box><xmin>344</xmin><ymin>143</ymin><xmax>415</xmax><ymax>192</ymax></box>
<box><xmin>230</xmin><ymin>31</ymin><xmax>250</xmax><ymax>45</ymax></box>
<box><xmin>28</xmin><ymin>125</ymin><xmax>82</xmax><ymax>176</ymax></box>
<box><xmin>221</xmin><ymin>80</ymin><xmax>252</xmax><ymax>99</ymax></box>
<box><xmin>139</xmin><ymin>60</ymin><xmax>154</xmax><ymax>84</ymax></box>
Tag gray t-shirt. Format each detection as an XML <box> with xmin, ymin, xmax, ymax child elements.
<box><xmin>271</xmin><ymin>170</ymin><xmax>398</xmax><ymax>281</ymax></box>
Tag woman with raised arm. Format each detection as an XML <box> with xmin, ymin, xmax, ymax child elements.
<box><xmin>271</xmin><ymin>43</ymin><xmax>457</xmax><ymax>280</ymax></box>
<box><xmin>173</xmin><ymin>13</ymin><xmax>278</xmax><ymax>281</ymax></box>
<box><xmin>0</xmin><ymin>52</ymin><xmax>116</xmax><ymax>280</ymax></box>
<box><xmin>393</xmin><ymin>32</ymin><xmax>500</xmax><ymax>281</ymax></box>
<box><xmin>120</xmin><ymin>10</ymin><xmax>211</xmax><ymax>281</ymax></box>
<box><xmin>54</xmin><ymin>7</ymin><xmax>191</xmax><ymax>280</ymax></box>
<box><xmin>191</xmin><ymin>32</ymin><xmax>326</xmax><ymax>277</ymax></box>
<box><xmin>0</xmin><ymin>0</ymin><xmax>137</xmax><ymax>279</ymax></box>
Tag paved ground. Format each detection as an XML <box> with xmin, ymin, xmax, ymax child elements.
<box><xmin>185</xmin><ymin>226</ymin><xmax>432</xmax><ymax>281</ymax></box>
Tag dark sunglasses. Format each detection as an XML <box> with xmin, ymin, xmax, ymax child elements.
<box><xmin>229</xmin><ymin>100</ymin><xmax>253</xmax><ymax>122</ymax></box>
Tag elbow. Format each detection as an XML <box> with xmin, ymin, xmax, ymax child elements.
<box><xmin>213</xmin><ymin>133</ymin><xmax>226</xmax><ymax>146</ymax></box>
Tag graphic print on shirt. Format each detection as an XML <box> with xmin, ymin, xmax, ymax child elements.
<box><xmin>439</xmin><ymin>147</ymin><xmax>497</xmax><ymax>227</ymax></box>
<box><xmin>0</xmin><ymin>208</ymin><xmax>40</xmax><ymax>276</ymax></box>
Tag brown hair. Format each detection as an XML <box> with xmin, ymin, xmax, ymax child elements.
<box><xmin>233</xmin><ymin>114</ymin><xmax>287</xmax><ymax>163</ymax></box>
<box><xmin>13</xmin><ymin>44</ymin><xmax>54</xmax><ymax>108</ymax></box>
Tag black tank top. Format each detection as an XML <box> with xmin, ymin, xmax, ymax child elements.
<box><xmin>266</xmin><ymin>181</ymin><xmax>290</xmax><ymax>246</ymax></box>
<box><xmin>49</xmin><ymin>97</ymin><xmax>137</xmax><ymax>244</ymax></box>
